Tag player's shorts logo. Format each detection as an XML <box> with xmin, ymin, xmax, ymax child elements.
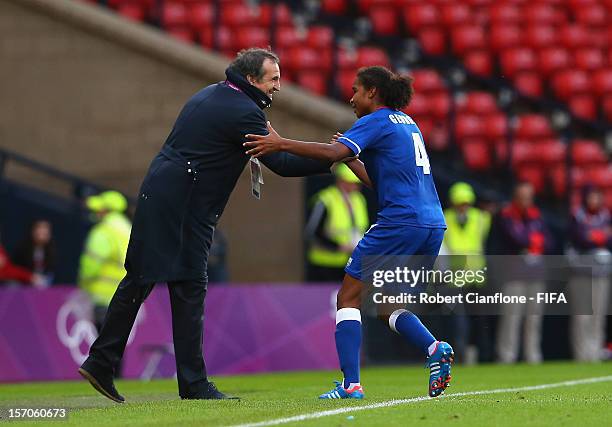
<box><xmin>346</xmin><ymin>257</ymin><xmax>353</xmax><ymax>268</ymax></box>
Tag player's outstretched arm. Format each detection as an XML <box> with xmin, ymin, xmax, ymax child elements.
<box><xmin>244</xmin><ymin>122</ymin><xmax>352</xmax><ymax>163</ymax></box>
<box><xmin>344</xmin><ymin>158</ymin><xmax>372</xmax><ymax>188</ymax></box>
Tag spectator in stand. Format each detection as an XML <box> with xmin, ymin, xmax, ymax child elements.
<box><xmin>0</xmin><ymin>232</ymin><xmax>45</xmax><ymax>287</ymax></box>
<box><xmin>567</xmin><ymin>185</ymin><xmax>611</xmax><ymax>361</ymax></box>
<box><xmin>13</xmin><ymin>219</ymin><xmax>56</xmax><ymax>286</ymax></box>
<box><xmin>494</xmin><ymin>181</ymin><xmax>551</xmax><ymax>364</ymax></box>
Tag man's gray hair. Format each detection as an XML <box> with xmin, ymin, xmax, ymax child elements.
<box><xmin>230</xmin><ymin>48</ymin><xmax>280</xmax><ymax>82</ymax></box>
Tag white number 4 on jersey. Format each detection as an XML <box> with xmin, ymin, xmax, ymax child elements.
<box><xmin>412</xmin><ymin>133</ymin><xmax>431</xmax><ymax>174</ymax></box>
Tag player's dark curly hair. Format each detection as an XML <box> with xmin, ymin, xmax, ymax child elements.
<box><xmin>356</xmin><ymin>66</ymin><xmax>414</xmax><ymax>110</ymax></box>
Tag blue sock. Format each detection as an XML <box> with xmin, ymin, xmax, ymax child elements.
<box><xmin>335</xmin><ymin>308</ymin><xmax>362</xmax><ymax>389</ymax></box>
<box><xmin>390</xmin><ymin>309</ymin><xmax>436</xmax><ymax>355</ymax></box>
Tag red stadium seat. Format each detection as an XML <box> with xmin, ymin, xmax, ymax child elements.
<box><xmin>587</xmin><ymin>166</ymin><xmax>612</xmax><ymax>189</ymax></box>
<box><xmin>424</xmin><ymin>123</ymin><xmax>450</xmax><ymax>152</ymax></box>
<box><xmin>489</xmin><ymin>3</ymin><xmax>521</xmax><ymax>24</ymax></box>
<box><xmin>220</xmin><ymin>3</ymin><xmax>253</xmax><ymax>27</ymax></box>
<box><xmin>321</xmin><ymin>0</ymin><xmax>348</xmax><ymax>15</ymax></box>
<box><xmin>513</xmin><ymin>72</ymin><xmax>543</xmax><ymax>98</ymax></box>
<box><xmin>406</xmin><ymin>93</ymin><xmax>430</xmax><ymax>116</ymax></box>
<box><xmin>307</xmin><ymin>26</ymin><xmax>334</xmax><ymax>49</ymax></box>
<box><xmin>485</xmin><ymin>113</ymin><xmax>508</xmax><ymax>140</ymax></box>
<box><xmin>524</xmin><ymin>25</ymin><xmax>557</xmax><ymax>50</ymax></box>
<box><xmin>458</xmin><ymin>91</ymin><xmax>498</xmax><ymax>114</ymax></box>
<box><xmin>511</xmin><ymin>140</ymin><xmax>535</xmax><ymax>167</ymax></box>
<box><xmin>288</xmin><ymin>47</ymin><xmax>321</xmax><ymax>72</ymax></box>
<box><xmin>575</xmin><ymin>3</ymin><xmax>608</xmax><ymax>27</ymax></box>
<box><xmin>369</xmin><ymin>6</ymin><xmax>399</xmax><ymax>36</ymax></box>
<box><xmin>573</xmin><ymin>49</ymin><xmax>605</xmax><ymax>72</ymax></box>
<box><xmin>429</xmin><ymin>92</ymin><xmax>451</xmax><ymax>119</ymax></box>
<box><xmin>568</xmin><ymin>95</ymin><xmax>597</xmax><ymax>120</ymax></box>
<box><xmin>259</xmin><ymin>4</ymin><xmax>293</xmax><ymax>27</ymax></box>
<box><xmin>356</xmin><ymin>47</ymin><xmax>390</xmax><ymax>68</ymax></box>
<box><xmin>162</xmin><ymin>2</ymin><xmax>188</xmax><ymax>28</ymax></box>
<box><xmin>523</xmin><ymin>3</ymin><xmax>564</xmax><ymax>26</ymax></box>
<box><xmin>234</xmin><ymin>27</ymin><xmax>270</xmax><ymax>51</ymax></box>
<box><xmin>464</xmin><ymin>51</ymin><xmax>493</xmax><ymax>76</ymax></box>
<box><xmin>539</xmin><ymin>139</ymin><xmax>566</xmax><ymax>165</ymax></box>
<box><xmin>188</xmin><ymin>4</ymin><xmax>214</xmax><ymax>31</ymax></box>
<box><xmin>463</xmin><ymin>140</ymin><xmax>491</xmax><ymax>171</ymax></box>
<box><xmin>411</xmin><ymin>69</ymin><xmax>445</xmax><ymax>93</ymax></box>
<box><xmin>500</xmin><ymin>48</ymin><xmax>537</xmax><ymax>79</ymax></box>
<box><xmin>403</xmin><ymin>4</ymin><xmax>440</xmax><ymax>34</ymax></box>
<box><xmin>417</xmin><ymin>28</ymin><xmax>446</xmax><ymax>55</ymax></box>
<box><xmin>490</xmin><ymin>25</ymin><xmax>522</xmax><ymax>52</ymax></box>
<box><xmin>451</xmin><ymin>25</ymin><xmax>487</xmax><ymax>56</ymax></box>
<box><xmin>441</xmin><ymin>3</ymin><xmax>472</xmax><ymax>27</ymax></box>
<box><xmin>274</xmin><ymin>26</ymin><xmax>302</xmax><ymax>50</ymax></box>
<box><xmin>593</xmin><ymin>69</ymin><xmax>612</xmax><ymax>96</ymax></box>
<box><xmin>296</xmin><ymin>72</ymin><xmax>328</xmax><ymax>95</ymax></box>
<box><xmin>454</xmin><ymin>113</ymin><xmax>484</xmax><ymax>142</ymax></box>
<box><xmin>515</xmin><ymin>114</ymin><xmax>554</xmax><ymax>139</ymax></box>
<box><xmin>216</xmin><ymin>26</ymin><xmax>233</xmax><ymax>51</ymax></box>
<box><xmin>551</xmin><ymin>70</ymin><xmax>591</xmax><ymax>100</ymax></box>
<box><xmin>559</xmin><ymin>25</ymin><xmax>591</xmax><ymax>49</ymax></box>
<box><xmin>571</xmin><ymin>140</ymin><xmax>608</xmax><ymax>165</ymax></box>
<box><xmin>538</xmin><ymin>48</ymin><xmax>572</xmax><ymax>77</ymax></box>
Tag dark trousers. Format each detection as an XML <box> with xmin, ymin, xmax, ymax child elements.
<box><xmin>83</xmin><ymin>275</ymin><xmax>209</xmax><ymax>398</ymax></box>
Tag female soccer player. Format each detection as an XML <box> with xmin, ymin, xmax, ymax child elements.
<box><xmin>244</xmin><ymin>66</ymin><xmax>453</xmax><ymax>399</ymax></box>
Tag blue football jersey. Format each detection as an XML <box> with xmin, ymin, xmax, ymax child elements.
<box><xmin>338</xmin><ymin>108</ymin><xmax>446</xmax><ymax>228</ymax></box>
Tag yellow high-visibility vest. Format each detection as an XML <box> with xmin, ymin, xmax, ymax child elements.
<box><xmin>308</xmin><ymin>186</ymin><xmax>369</xmax><ymax>268</ymax></box>
<box><xmin>79</xmin><ymin>212</ymin><xmax>131</xmax><ymax>306</ymax></box>
<box><xmin>443</xmin><ymin>207</ymin><xmax>491</xmax><ymax>274</ymax></box>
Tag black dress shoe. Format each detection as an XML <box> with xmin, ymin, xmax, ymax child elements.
<box><xmin>78</xmin><ymin>367</ymin><xmax>125</xmax><ymax>403</ymax></box>
<box><xmin>181</xmin><ymin>382</ymin><xmax>240</xmax><ymax>400</ymax></box>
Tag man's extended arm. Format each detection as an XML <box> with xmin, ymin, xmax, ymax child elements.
<box><xmin>245</xmin><ymin>122</ymin><xmax>353</xmax><ymax>163</ymax></box>
<box><xmin>259</xmin><ymin>152</ymin><xmax>332</xmax><ymax>177</ymax></box>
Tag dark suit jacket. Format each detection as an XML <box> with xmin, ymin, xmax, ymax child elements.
<box><xmin>125</xmin><ymin>77</ymin><xmax>330</xmax><ymax>284</ymax></box>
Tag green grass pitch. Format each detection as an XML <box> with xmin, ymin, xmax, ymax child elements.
<box><xmin>0</xmin><ymin>362</ymin><xmax>610</xmax><ymax>426</ymax></box>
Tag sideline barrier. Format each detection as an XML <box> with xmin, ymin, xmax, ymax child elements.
<box><xmin>0</xmin><ymin>284</ymin><xmax>338</xmax><ymax>382</ymax></box>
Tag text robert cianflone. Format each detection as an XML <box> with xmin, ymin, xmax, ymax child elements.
<box><xmin>372</xmin><ymin>292</ymin><xmax>568</xmax><ymax>305</ymax></box>
<box><xmin>371</xmin><ymin>267</ymin><xmax>487</xmax><ymax>288</ymax></box>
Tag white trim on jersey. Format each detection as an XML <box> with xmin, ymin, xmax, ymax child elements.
<box><xmin>338</xmin><ymin>136</ymin><xmax>362</xmax><ymax>154</ymax></box>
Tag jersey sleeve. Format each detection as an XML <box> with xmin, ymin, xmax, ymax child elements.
<box><xmin>337</xmin><ymin>115</ymin><xmax>379</xmax><ymax>155</ymax></box>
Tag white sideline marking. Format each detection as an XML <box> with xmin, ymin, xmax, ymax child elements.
<box><xmin>229</xmin><ymin>375</ymin><xmax>612</xmax><ymax>427</ymax></box>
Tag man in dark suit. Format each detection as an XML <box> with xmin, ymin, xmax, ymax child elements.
<box><xmin>78</xmin><ymin>48</ymin><xmax>331</xmax><ymax>402</ymax></box>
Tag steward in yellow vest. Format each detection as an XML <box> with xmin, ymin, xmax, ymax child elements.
<box><xmin>443</xmin><ymin>182</ymin><xmax>491</xmax><ymax>284</ymax></box>
<box><xmin>306</xmin><ymin>164</ymin><xmax>369</xmax><ymax>282</ymax></box>
<box><xmin>79</xmin><ymin>191</ymin><xmax>131</xmax><ymax>309</ymax></box>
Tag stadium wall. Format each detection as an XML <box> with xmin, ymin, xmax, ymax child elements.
<box><xmin>0</xmin><ymin>0</ymin><xmax>354</xmax><ymax>281</ymax></box>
